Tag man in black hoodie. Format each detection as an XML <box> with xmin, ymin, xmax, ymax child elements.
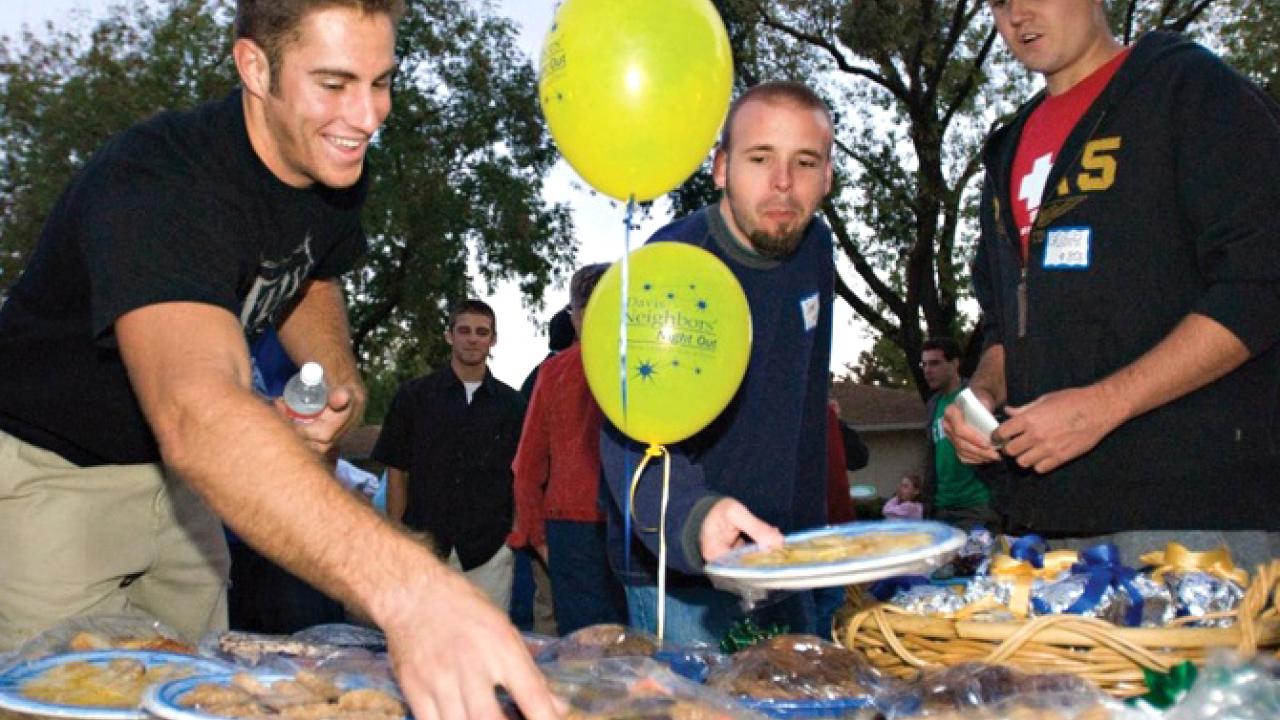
<box><xmin>946</xmin><ymin>0</ymin><xmax>1280</xmax><ymax>567</ymax></box>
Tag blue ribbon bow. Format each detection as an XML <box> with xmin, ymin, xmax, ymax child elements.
<box><xmin>1065</xmin><ymin>543</ymin><xmax>1145</xmax><ymax>627</ymax></box>
<box><xmin>1007</xmin><ymin>534</ymin><xmax>1055</xmax><ymax>615</ymax></box>
<box><xmin>1009</xmin><ymin>534</ymin><xmax>1047</xmax><ymax>567</ymax></box>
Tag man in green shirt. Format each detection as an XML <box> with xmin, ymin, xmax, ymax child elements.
<box><xmin>921</xmin><ymin>337</ymin><xmax>1002</xmax><ymax>531</ymax></box>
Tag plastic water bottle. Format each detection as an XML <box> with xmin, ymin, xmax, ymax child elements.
<box><xmin>282</xmin><ymin>361</ymin><xmax>328</xmax><ymax>423</ymax></box>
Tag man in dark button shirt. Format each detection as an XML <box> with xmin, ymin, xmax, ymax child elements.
<box><xmin>373</xmin><ymin>299</ymin><xmax>526</xmax><ymax>610</ymax></box>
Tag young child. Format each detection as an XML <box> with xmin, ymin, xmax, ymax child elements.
<box><xmin>882</xmin><ymin>473</ymin><xmax>924</xmax><ymax>520</ymax></box>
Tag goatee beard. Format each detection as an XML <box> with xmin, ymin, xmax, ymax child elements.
<box><xmin>747</xmin><ymin>228</ymin><xmax>803</xmax><ymax>260</ymax></box>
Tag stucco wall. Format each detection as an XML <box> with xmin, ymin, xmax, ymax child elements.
<box><xmin>841</xmin><ymin>428</ymin><xmax>926</xmax><ymax>501</ymax></box>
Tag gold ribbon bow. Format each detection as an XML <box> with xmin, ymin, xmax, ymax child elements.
<box><xmin>990</xmin><ymin>550</ymin><xmax>1079</xmax><ymax>618</ymax></box>
<box><xmin>1139</xmin><ymin>542</ymin><xmax>1249</xmax><ymax>587</ymax></box>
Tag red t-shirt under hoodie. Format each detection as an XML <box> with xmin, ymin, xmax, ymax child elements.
<box><xmin>1010</xmin><ymin>47</ymin><xmax>1131</xmax><ymax>261</ymax></box>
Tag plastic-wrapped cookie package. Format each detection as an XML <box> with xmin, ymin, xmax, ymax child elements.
<box><xmin>509</xmin><ymin>656</ymin><xmax>768</xmax><ymax>720</ymax></box>
<box><xmin>882</xmin><ymin>663</ymin><xmax>1150</xmax><ymax>720</ymax></box>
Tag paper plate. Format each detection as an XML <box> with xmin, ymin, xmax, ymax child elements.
<box><xmin>704</xmin><ymin>520</ymin><xmax>965</xmax><ymax>590</ymax></box>
<box><xmin>0</xmin><ymin>650</ymin><xmax>234</xmax><ymax>720</ymax></box>
<box><xmin>143</xmin><ymin>672</ymin><xmax>406</xmax><ymax>720</ymax></box>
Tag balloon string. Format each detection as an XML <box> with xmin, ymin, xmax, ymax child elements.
<box><xmin>626</xmin><ymin>443</ymin><xmax>669</xmax><ymax>640</ymax></box>
<box><xmin>621</xmin><ymin>194</ymin><xmax>635</xmax><ymax>577</ymax></box>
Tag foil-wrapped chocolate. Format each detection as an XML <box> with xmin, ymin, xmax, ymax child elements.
<box><xmin>1033</xmin><ymin>572</ymin><xmax>1174</xmax><ymax>626</ymax></box>
<box><xmin>1165</xmin><ymin>572</ymin><xmax>1245</xmax><ymax>627</ymax></box>
<box><xmin>1035</xmin><ymin>574</ymin><xmax>1094</xmax><ymax>616</ymax></box>
<box><xmin>1106</xmin><ymin>573</ymin><xmax>1175</xmax><ymax>627</ymax></box>
<box><xmin>1138</xmin><ymin>542</ymin><xmax>1250</xmax><ymax>628</ymax></box>
<box><xmin>963</xmin><ymin>575</ymin><xmax>1014</xmax><ymax>608</ymax></box>
<box><xmin>887</xmin><ymin>584</ymin><xmax>970</xmax><ymax>617</ymax></box>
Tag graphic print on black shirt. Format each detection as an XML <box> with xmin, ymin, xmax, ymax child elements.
<box><xmin>240</xmin><ymin>233</ymin><xmax>317</xmax><ymax>337</ymax></box>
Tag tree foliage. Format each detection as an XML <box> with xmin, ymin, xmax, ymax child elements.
<box><xmin>0</xmin><ymin>0</ymin><xmax>574</xmax><ymax>421</ymax></box>
<box><xmin>0</xmin><ymin>0</ymin><xmax>237</xmax><ymax>280</ymax></box>
<box><xmin>352</xmin><ymin>0</ymin><xmax>574</xmax><ymax>418</ymax></box>
<box><xmin>1221</xmin><ymin>0</ymin><xmax>1280</xmax><ymax>100</ymax></box>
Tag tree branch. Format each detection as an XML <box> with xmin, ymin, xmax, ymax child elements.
<box><xmin>1124</xmin><ymin>0</ymin><xmax>1139</xmax><ymax>44</ymax></box>
<box><xmin>922</xmin><ymin>0</ymin><xmax>972</xmax><ymax>105</ymax></box>
<box><xmin>941</xmin><ymin>24</ymin><xmax>999</xmax><ymax>129</ymax></box>
<box><xmin>1166</xmin><ymin>0</ymin><xmax>1220</xmax><ymax>32</ymax></box>
<box><xmin>835</xmin><ymin>268</ymin><xmax>897</xmax><ymax>338</ymax></box>
<box><xmin>822</xmin><ymin>198</ymin><xmax>906</xmax><ymax>318</ymax></box>
<box><xmin>749</xmin><ymin>1</ymin><xmax>904</xmax><ymax>97</ymax></box>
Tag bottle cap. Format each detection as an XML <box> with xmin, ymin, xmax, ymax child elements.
<box><xmin>299</xmin><ymin>361</ymin><xmax>324</xmax><ymax>387</ymax></box>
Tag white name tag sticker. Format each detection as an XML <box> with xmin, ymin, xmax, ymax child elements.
<box><xmin>1043</xmin><ymin>226</ymin><xmax>1092</xmax><ymax>270</ymax></box>
<box><xmin>800</xmin><ymin>292</ymin><xmax>820</xmax><ymax>332</ymax></box>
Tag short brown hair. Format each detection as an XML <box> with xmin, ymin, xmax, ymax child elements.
<box><xmin>719</xmin><ymin>81</ymin><xmax>833</xmax><ymax>152</ymax></box>
<box><xmin>235</xmin><ymin>0</ymin><xmax>406</xmax><ymax>89</ymax></box>
<box><xmin>448</xmin><ymin>299</ymin><xmax>496</xmax><ymax>333</ymax></box>
<box><xmin>569</xmin><ymin>263</ymin><xmax>610</xmax><ymax>311</ymax></box>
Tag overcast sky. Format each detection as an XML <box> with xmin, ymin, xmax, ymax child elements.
<box><xmin>0</xmin><ymin>0</ymin><xmax>870</xmax><ymax>384</ymax></box>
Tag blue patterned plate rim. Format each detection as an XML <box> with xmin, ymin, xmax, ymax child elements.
<box><xmin>704</xmin><ymin>520</ymin><xmax>966</xmax><ymax>580</ymax></box>
<box><xmin>0</xmin><ymin>650</ymin><xmax>235</xmax><ymax>720</ymax></box>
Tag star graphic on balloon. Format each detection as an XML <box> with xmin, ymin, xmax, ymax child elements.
<box><xmin>635</xmin><ymin>360</ymin><xmax>657</xmax><ymax>382</ymax></box>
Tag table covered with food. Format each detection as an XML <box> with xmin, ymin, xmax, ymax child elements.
<box><xmin>2</xmin><ymin>522</ymin><xmax>1277</xmax><ymax>720</ymax></box>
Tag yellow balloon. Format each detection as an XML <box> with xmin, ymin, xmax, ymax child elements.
<box><xmin>581</xmin><ymin>243</ymin><xmax>752</xmax><ymax>446</ymax></box>
<box><xmin>539</xmin><ymin>0</ymin><xmax>733</xmax><ymax>202</ymax></box>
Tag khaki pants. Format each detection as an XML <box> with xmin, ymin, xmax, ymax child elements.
<box><xmin>0</xmin><ymin>431</ymin><xmax>230</xmax><ymax>651</ymax></box>
<box><xmin>447</xmin><ymin>545</ymin><xmax>514</xmax><ymax>613</ymax></box>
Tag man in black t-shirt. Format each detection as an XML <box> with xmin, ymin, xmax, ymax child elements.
<box><xmin>0</xmin><ymin>3</ymin><xmax>558</xmax><ymax>720</ymax></box>
<box><xmin>373</xmin><ymin>299</ymin><xmax>526</xmax><ymax>611</ymax></box>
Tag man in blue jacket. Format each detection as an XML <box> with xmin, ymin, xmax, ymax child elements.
<box><xmin>600</xmin><ymin>81</ymin><xmax>835</xmax><ymax>643</ymax></box>
<box><xmin>946</xmin><ymin>0</ymin><xmax>1280</xmax><ymax>567</ymax></box>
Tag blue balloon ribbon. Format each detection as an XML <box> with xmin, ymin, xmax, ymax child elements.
<box><xmin>1065</xmin><ymin>543</ymin><xmax>1145</xmax><ymax>627</ymax></box>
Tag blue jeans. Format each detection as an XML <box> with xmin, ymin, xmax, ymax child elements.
<box><xmin>625</xmin><ymin>584</ymin><xmax>815</xmax><ymax>645</ymax></box>
<box><xmin>546</xmin><ymin>520</ymin><xmax>628</xmax><ymax>635</ymax></box>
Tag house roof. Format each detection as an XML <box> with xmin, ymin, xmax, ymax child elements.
<box><xmin>831</xmin><ymin>381</ymin><xmax>927</xmax><ymax>431</ymax></box>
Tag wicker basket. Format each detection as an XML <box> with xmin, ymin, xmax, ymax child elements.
<box><xmin>834</xmin><ymin>560</ymin><xmax>1280</xmax><ymax>697</ymax></box>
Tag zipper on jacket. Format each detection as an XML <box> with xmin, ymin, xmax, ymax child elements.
<box><xmin>1017</xmin><ymin>266</ymin><xmax>1028</xmax><ymax>339</ymax></box>
<box><xmin>1014</xmin><ymin>106</ymin><xmax>1111</xmax><ymax>341</ymax></box>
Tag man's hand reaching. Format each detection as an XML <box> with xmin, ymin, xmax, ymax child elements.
<box><xmin>380</xmin><ymin>566</ymin><xmax>564</xmax><ymax>720</ymax></box>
